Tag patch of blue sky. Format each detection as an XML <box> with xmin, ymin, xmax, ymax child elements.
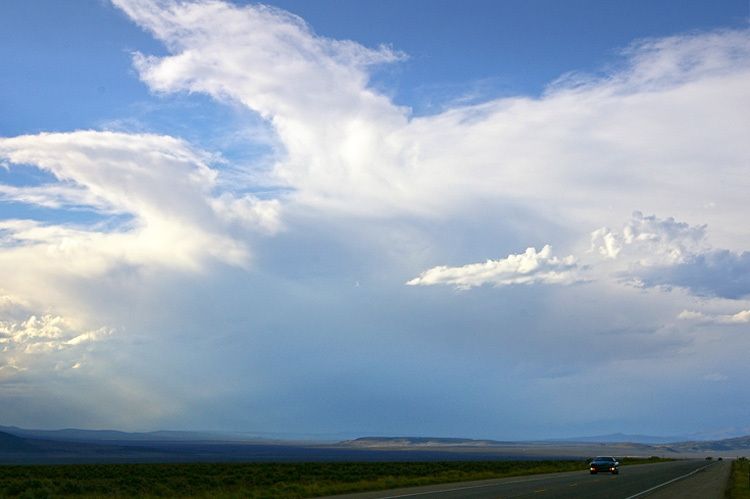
<box><xmin>112</xmin><ymin>92</ymin><xmax>278</xmax><ymax>168</ymax></box>
<box><xmin>0</xmin><ymin>160</ymin><xmax>59</xmax><ymax>187</ymax></box>
<box><xmin>0</xmin><ymin>0</ymin><xmax>164</xmax><ymax>136</ymax></box>
<box><xmin>2</xmin><ymin>1</ymin><xmax>276</xmax><ymax>169</ymax></box>
<box><xmin>0</xmin><ymin>201</ymin><xmax>133</xmax><ymax>230</ymax></box>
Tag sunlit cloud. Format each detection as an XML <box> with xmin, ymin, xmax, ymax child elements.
<box><xmin>591</xmin><ymin>211</ymin><xmax>709</xmax><ymax>263</ymax></box>
<box><xmin>0</xmin><ymin>130</ymin><xmax>282</xmax><ymax>359</ymax></box>
<box><xmin>114</xmin><ymin>0</ymin><xmax>750</xmax><ymax>242</ymax></box>
<box><xmin>407</xmin><ymin>245</ymin><xmax>581</xmax><ymax>290</ymax></box>
<box><xmin>0</xmin><ymin>131</ymin><xmax>281</xmax><ymax>276</ymax></box>
<box><xmin>0</xmin><ymin>293</ymin><xmax>112</xmax><ymax>382</ymax></box>
<box><xmin>0</xmin><ymin>314</ymin><xmax>110</xmax><ymax>354</ymax></box>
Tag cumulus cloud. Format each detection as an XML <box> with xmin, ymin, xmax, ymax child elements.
<box><xmin>591</xmin><ymin>212</ymin><xmax>750</xmax><ymax>299</ymax></box>
<box><xmin>407</xmin><ymin>245</ymin><xmax>580</xmax><ymax>290</ymax></box>
<box><xmin>591</xmin><ymin>211</ymin><xmax>708</xmax><ymax>263</ymax></box>
<box><xmin>0</xmin><ymin>314</ymin><xmax>110</xmax><ymax>354</ymax></box>
<box><xmin>0</xmin><ymin>294</ymin><xmax>111</xmax><ymax>382</ymax></box>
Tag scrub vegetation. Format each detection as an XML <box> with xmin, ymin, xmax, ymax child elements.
<box><xmin>727</xmin><ymin>458</ymin><xmax>750</xmax><ymax>499</ymax></box>
<box><xmin>0</xmin><ymin>457</ymin><xmax>670</xmax><ymax>498</ymax></box>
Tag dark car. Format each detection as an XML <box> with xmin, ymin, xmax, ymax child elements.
<box><xmin>589</xmin><ymin>456</ymin><xmax>619</xmax><ymax>474</ymax></box>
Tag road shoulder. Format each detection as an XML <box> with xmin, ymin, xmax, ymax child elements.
<box><xmin>640</xmin><ymin>460</ymin><xmax>730</xmax><ymax>499</ymax></box>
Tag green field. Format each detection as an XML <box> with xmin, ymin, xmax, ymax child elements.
<box><xmin>0</xmin><ymin>457</ymin><xmax>670</xmax><ymax>499</ymax></box>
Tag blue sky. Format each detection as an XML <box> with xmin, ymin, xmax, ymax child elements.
<box><xmin>1</xmin><ymin>0</ymin><xmax>749</xmax><ymax>441</ymax></box>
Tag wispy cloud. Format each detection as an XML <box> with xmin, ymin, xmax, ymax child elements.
<box><xmin>678</xmin><ymin>309</ymin><xmax>750</xmax><ymax>325</ymax></box>
<box><xmin>702</xmin><ymin>372</ymin><xmax>729</xmax><ymax>382</ymax></box>
<box><xmin>116</xmin><ymin>0</ymin><xmax>413</xmax><ymax>214</ymax></box>
<box><xmin>0</xmin><ymin>131</ymin><xmax>280</xmax><ymax>275</ymax></box>
<box><xmin>114</xmin><ymin>1</ymin><xmax>750</xmax><ymax>226</ymax></box>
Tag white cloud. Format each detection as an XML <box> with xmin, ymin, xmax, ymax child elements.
<box><xmin>0</xmin><ymin>294</ymin><xmax>112</xmax><ymax>382</ymax></box>
<box><xmin>112</xmin><ymin>0</ymin><xmax>750</xmax><ymax>250</ymax></box>
<box><xmin>0</xmin><ymin>130</ymin><xmax>284</xmax><ymax>346</ymax></box>
<box><xmin>591</xmin><ymin>211</ymin><xmax>709</xmax><ymax>263</ymax></box>
<box><xmin>0</xmin><ymin>130</ymin><xmax>281</xmax><ymax>275</ymax></box>
<box><xmin>0</xmin><ymin>314</ymin><xmax>110</xmax><ymax>354</ymax></box>
<box><xmin>590</xmin><ymin>212</ymin><xmax>750</xmax><ymax>299</ymax></box>
<box><xmin>678</xmin><ymin>309</ymin><xmax>750</xmax><ymax>325</ymax></box>
<box><xmin>114</xmin><ymin>0</ymin><xmax>412</xmax><ymax>214</ymax></box>
<box><xmin>407</xmin><ymin>245</ymin><xmax>580</xmax><ymax>290</ymax></box>
<box><xmin>0</xmin><ymin>183</ymin><xmax>105</xmax><ymax>211</ymax></box>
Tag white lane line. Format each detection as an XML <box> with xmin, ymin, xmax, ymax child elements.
<box><xmin>376</xmin><ymin>473</ymin><xmax>574</xmax><ymax>498</ymax></box>
<box><xmin>624</xmin><ymin>462</ymin><xmax>715</xmax><ymax>499</ymax></box>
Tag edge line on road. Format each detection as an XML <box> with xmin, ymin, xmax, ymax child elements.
<box><xmin>624</xmin><ymin>462</ymin><xmax>715</xmax><ymax>499</ymax></box>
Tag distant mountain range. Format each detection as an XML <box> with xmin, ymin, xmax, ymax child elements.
<box><xmin>4</xmin><ymin>425</ymin><xmax>750</xmax><ymax>445</ymax></box>
<box><xmin>3</xmin><ymin>425</ymin><xmax>750</xmax><ymax>465</ymax></box>
<box><xmin>0</xmin><ymin>425</ymin><xmax>359</xmax><ymax>443</ymax></box>
<box><xmin>0</xmin><ymin>425</ymin><xmax>265</xmax><ymax>442</ymax></box>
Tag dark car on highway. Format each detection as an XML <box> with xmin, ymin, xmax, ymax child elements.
<box><xmin>589</xmin><ymin>456</ymin><xmax>619</xmax><ymax>474</ymax></box>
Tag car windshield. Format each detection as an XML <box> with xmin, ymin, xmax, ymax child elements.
<box><xmin>593</xmin><ymin>457</ymin><xmax>615</xmax><ymax>462</ymax></box>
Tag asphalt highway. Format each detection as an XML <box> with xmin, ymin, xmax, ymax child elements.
<box><xmin>320</xmin><ymin>460</ymin><xmax>720</xmax><ymax>499</ymax></box>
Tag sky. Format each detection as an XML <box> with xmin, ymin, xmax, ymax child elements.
<box><xmin>1</xmin><ymin>0</ymin><xmax>749</xmax><ymax>441</ymax></box>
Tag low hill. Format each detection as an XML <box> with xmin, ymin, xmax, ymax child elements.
<box><xmin>667</xmin><ymin>435</ymin><xmax>750</xmax><ymax>453</ymax></box>
<box><xmin>550</xmin><ymin>433</ymin><xmax>686</xmax><ymax>444</ymax></box>
<box><xmin>338</xmin><ymin>435</ymin><xmax>750</xmax><ymax>458</ymax></box>
<box><xmin>0</xmin><ymin>431</ymin><xmax>41</xmax><ymax>453</ymax></box>
<box><xmin>341</xmin><ymin>437</ymin><xmax>510</xmax><ymax>447</ymax></box>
